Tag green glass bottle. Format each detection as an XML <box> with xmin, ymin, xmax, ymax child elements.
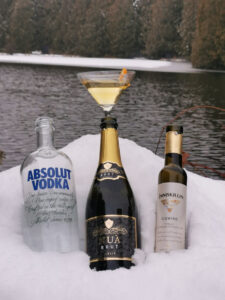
<box><xmin>155</xmin><ymin>126</ymin><xmax>187</xmax><ymax>252</ymax></box>
<box><xmin>86</xmin><ymin>117</ymin><xmax>140</xmax><ymax>271</ymax></box>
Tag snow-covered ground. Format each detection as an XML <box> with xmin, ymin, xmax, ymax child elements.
<box><xmin>0</xmin><ymin>135</ymin><xmax>225</xmax><ymax>300</ymax></box>
<box><xmin>0</xmin><ymin>53</ymin><xmax>203</xmax><ymax>73</ymax></box>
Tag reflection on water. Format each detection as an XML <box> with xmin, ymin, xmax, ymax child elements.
<box><xmin>0</xmin><ymin>150</ymin><xmax>5</xmax><ymax>164</ymax></box>
<box><xmin>0</xmin><ymin>64</ymin><xmax>224</xmax><ymax>179</ymax></box>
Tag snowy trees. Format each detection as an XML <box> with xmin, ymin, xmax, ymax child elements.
<box><xmin>191</xmin><ymin>0</ymin><xmax>225</xmax><ymax>69</ymax></box>
<box><xmin>74</xmin><ymin>0</ymin><xmax>109</xmax><ymax>57</ymax></box>
<box><xmin>142</xmin><ymin>0</ymin><xmax>183</xmax><ymax>59</ymax></box>
<box><xmin>106</xmin><ymin>0</ymin><xmax>139</xmax><ymax>58</ymax></box>
<box><xmin>0</xmin><ymin>0</ymin><xmax>12</xmax><ymax>51</ymax></box>
<box><xmin>0</xmin><ymin>0</ymin><xmax>224</xmax><ymax>69</ymax></box>
<box><xmin>179</xmin><ymin>0</ymin><xmax>199</xmax><ymax>58</ymax></box>
<box><xmin>6</xmin><ymin>0</ymin><xmax>35</xmax><ymax>53</ymax></box>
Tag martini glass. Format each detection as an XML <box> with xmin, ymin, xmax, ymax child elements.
<box><xmin>77</xmin><ymin>69</ymin><xmax>135</xmax><ymax>116</ymax></box>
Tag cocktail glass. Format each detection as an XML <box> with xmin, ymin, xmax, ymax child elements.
<box><xmin>77</xmin><ymin>69</ymin><xmax>135</xmax><ymax>116</ymax></box>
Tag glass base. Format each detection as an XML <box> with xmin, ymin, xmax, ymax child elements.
<box><xmin>100</xmin><ymin>104</ymin><xmax>114</xmax><ymax>113</ymax></box>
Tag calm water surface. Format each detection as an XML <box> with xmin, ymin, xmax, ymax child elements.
<box><xmin>0</xmin><ymin>64</ymin><xmax>224</xmax><ymax>179</ymax></box>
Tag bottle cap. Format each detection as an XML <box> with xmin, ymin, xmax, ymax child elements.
<box><xmin>35</xmin><ymin>117</ymin><xmax>55</xmax><ymax>132</ymax></box>
<box><xmin>165</xmin><ymin>126</ymin><xmax>183</xmax><ymax>154</ymax></box>
<box><xmin>100</xmin><ymin>117</ymin><xmax>118</xmax><ymax>129</ymax></box>
<box><xmin>166</xmin><ymin>125</ymin><xmax>183</xmax><ymax>134</ymax></box>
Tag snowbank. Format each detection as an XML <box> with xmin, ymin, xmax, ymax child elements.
<box><xmin>0</xmin><ymin>135</ymin><xmax>225</xmax><ymax>300</ymax></box>
<box><xmin>0</xmin><ymin>53</ymin><xmax>201</xmax><ymax>73</ymax></box>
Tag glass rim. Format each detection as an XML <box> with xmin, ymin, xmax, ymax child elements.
<box><xmin>35</xmin><ymin>116</ymin><xmax>55</xmax><ymax>131</ymax></box>
<box><xmin>77</xmin><ymin>70</ymin><xmax>135</xmax><ymax>80</ymax></box>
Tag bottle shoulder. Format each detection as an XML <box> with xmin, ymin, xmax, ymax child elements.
<box><xmin>20</xmin><ymin>148</ymin><xmax>73</xmax><ymax>172</ymax></box>
<box><xmin>86</xmin><ymin>177</ymin><xmax>136</xmax><ymax>218</ymax></box>
<box><xmin>57</xmin><ymin>150</ymin><xmax>73</xmax><ymax>164</ymax></box>
<box><xmin>20</xmin><ymin>151</ymin><xmax>38</xmax><ymax>172</ymax></box>
<box><xmin>89</xmin><ymin>176</ymin><xmax>133</xmax><ymax>195</ymax></box>
<box><xmin>159</xmin><ymin>164</ymin><xmax>187</xmax><ymax>185</ymax></box>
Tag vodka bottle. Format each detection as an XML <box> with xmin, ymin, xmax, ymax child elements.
<box><xmin>20</xmin><ymin>117</ymin><xmax>79</xmax><ymax>252</ymax></box>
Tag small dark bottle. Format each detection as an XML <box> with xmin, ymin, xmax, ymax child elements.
<box><xmin>155</xmin><ymin>126</ymin><xmax>187</xmax><ymax>252</ymax></box>
<box><xmin>86</xmin><ymin>117</ymin><xmax>140</xmax><ymax>271</ymax></box>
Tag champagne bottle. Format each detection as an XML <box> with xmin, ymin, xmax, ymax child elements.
<box><xmin>86</xmin><ymin>117</ymin><xmax>140</xmax><ymax>271</ymax></box>
<box><xmin>155</xmin><ymin>126</ymin><xmax>187</xmax><ymax>252</ymax></box>
<box><xmin>20</xmin><ymin>117</ymin><xmax>79</xmax><ymax>252</ymax></box>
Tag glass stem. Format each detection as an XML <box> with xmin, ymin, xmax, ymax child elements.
<box><xmin>104</xmin><ymin>111</ymin><xmax>110</xmax><ymax>117</ymax></box>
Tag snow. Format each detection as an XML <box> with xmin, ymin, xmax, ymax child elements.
<box><xmin>0</xmin><ymin>53</ymin><xmax>203</xmax><ymax>73</ymax></box>
<box><xmin>0</xmin><ymin>134</ymin><xmax>225</xmax><ymax>300</ymax></box>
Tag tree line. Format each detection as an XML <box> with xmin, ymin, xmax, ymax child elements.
<box><xmin>0</xmin><ymin>0</ymin><xmax>224</xmax><ymax>69</ymax></box>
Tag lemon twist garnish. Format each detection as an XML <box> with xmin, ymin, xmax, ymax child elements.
<box><xmin>119</xmin><ymin>68</ymin><xmax>128</xmax><ymax>81</ymax></box>
<box><xmin>119</xmin><ymin>68</ymin><xmax>130</xmax><ymax>88</ymax></box>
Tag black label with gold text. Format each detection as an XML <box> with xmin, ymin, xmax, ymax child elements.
<box><xmin>96</xmin><ymin>162</ymin><xmax>126</xmax><ymax>181</ymax></box>
<box><xmin>86</xmin><ymin>215</ymin><xmax>137</xmax><ymax>263</ymax></box>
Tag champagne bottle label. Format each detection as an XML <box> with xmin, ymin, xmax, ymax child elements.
<box><xmin>155</xmin><ymin>182</ymin><xmax>186</xmax><ymax>252</ymax></box>
<box><xmin>86</xmin><ymin>215</ymin><xmax>137</xmax><ymax>263</ymax></box>
<box><xmin>96</xmin><ymin>162</ymin><xmax>126</xmax><ymax>181</ymax></box>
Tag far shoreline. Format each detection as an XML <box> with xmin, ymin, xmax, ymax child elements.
<box><xmin>1</xmin><ymin>53</ymin><xmax>224</xmax><ymax>74</ymax></box>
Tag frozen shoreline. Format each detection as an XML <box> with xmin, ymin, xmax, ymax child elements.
<box><xmin>0</xmin><ymin>53</ymin><xmax>205</xmax><ymax>73</ymax></box>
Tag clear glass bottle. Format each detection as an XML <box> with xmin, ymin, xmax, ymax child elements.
<box><xmin>20</xmin><ymin>117</ymin><xmax>79</xmax><ymax>252</ymax></box>
<box><xmin>155</xmin><ymin>125</ymin><xmax>187</xmax><ymax>252</ymax></box>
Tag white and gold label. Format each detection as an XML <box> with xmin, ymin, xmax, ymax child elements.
<box><xmin>155</xmin><ymin>182</ymin><xmax>186</xmax><ymax>252</ymax></box>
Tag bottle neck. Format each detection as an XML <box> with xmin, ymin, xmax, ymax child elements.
<box><xmin>165</xmin><ymin>153</ymin><xmax>182</xmax><ymax>167</ymax></box>
<box><xmin>99</xmin><ymin>127</ymin><xmax>122</xmax><ymax>166</ymax></box>
<box><xmin>164</xmin><ymin>130</ymin><xmax>183</xmax><ymax>167</ymax></box>
<box><xmin>37</xmin><ymin>129</ymin><xmax>54</xmax><ymax>149</ymax></box>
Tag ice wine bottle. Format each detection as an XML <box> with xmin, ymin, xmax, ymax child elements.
<box><xmin>20</xmin><ymin>117</ymin><xmax>79</xmax><ymax>252</ymax></box>
<box><xmin>155</xmin><ymin>126</ymin><xmax>187</xmax><ymax>252</ymax></box>
<box><xmin>86</xmin><ymin>117</ymin><xmax>140</xmax><ymax>271</ymax></box>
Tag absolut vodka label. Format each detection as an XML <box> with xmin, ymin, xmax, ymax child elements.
<box><xmin>24</xmin><ymin>166</ymin><xmax>76</xmax><ymax>227</ymax></box>
<box><xmin>27</xmin><ymin>167</ymin><xmax>72</xmax><ymax>191</ymax></box>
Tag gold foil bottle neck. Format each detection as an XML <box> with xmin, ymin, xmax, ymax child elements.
<box><xmin>99</xmin><ymin>127</ymin><xmax>122</xmax><ymax>166</ymax></box>
<box><xmin>165</xmin><ymin>131</ymin><xmax>182</xmax><ymax>154</ymax></box>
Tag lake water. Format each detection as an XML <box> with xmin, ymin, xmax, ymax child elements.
<box><xmin>0</xmin><ymin>64</ymin><xmax>224</xmax><ymax>179</ymax></box>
